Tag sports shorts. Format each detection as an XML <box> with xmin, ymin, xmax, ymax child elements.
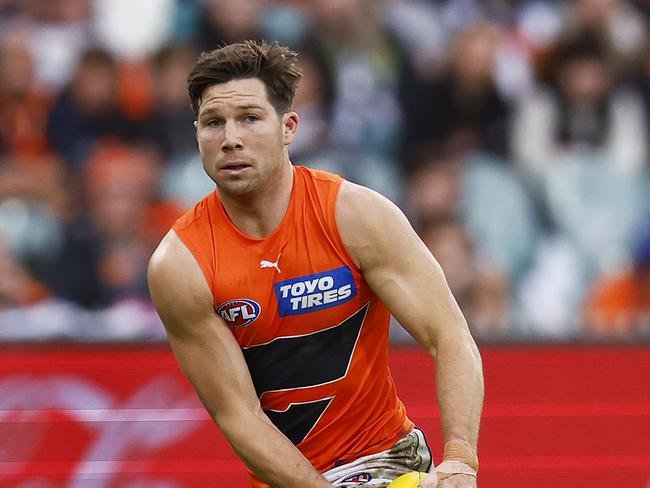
<box><xmin>324</xmin><ymin>428</ymin><xmax>433</xmax><ymax>487</ymax></box>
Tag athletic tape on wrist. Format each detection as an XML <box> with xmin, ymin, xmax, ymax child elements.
<box><xmin>442</xmin><ymin>439</ymin><xmax>478</xmax><ymax>472</ymax></box>
<box><xmin>435</xmin><ymin>460</ymin><xmax>477</xmax><ymax>478</ymax></box>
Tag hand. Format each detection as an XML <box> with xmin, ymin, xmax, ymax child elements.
<box><xmin>419</xmin><ymin>471</ymin><xmax>438</xmax><ymax>488</ymax></box>
<box><xmin>431</xmin><ymin>459</ymin><xmax>477</xmax><ymax>488</ymax></box>
<box><xmin>436</xmin><ymin>473</ymin><xmax>476</xmax><ymax>488</ymax></box>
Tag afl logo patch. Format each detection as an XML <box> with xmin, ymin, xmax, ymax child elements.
<box><xmin>216</xmin><ymin>299</ymin><xmax>260</xmax><ymax>327</ymax></box>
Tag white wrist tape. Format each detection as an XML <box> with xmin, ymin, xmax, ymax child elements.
<box><xmin>435</xmin><ymin>460</ymin><xmax>477</xmax><ymax>478</ymax></box>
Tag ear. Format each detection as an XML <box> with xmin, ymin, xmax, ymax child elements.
<box><xmin>194</xmin><ymin>120</ymin><xmax>199</xmax><ymax>144</ymax></box>
<box><xmin>282</xmin><ymin>111</ymin><xmax>299</xmax><ymax>145</ymax></box>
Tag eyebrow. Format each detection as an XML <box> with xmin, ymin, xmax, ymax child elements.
<box><xmin>237</xmin><ymin>104</ymin><xmax>265</xmax><ymax>111</ymax></box>
<box><xmin>199</xmin><ymin>104</ymin><xmax>266</xmax><ymax>118</ymax></box>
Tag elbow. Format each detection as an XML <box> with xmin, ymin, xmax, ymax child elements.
<box><xmin>212</xmin><ymin>402</ymin><xmax>268</xmax><ymax>438</ymax></box>
<box><xmin>428</xmin><ymin>325</ymin><xmax>482</xmax><ymax>366</ymax></box>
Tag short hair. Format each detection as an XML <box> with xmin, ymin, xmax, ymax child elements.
<box><xmin>187</xmin><ymin>40</ymin><xmax>302</xmax><ymax>116</ymax></box>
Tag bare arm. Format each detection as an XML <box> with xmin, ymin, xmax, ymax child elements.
<box><xmin>148</xmin><ymin>231</ymin><xmax>331</xmax><ymax>488</ymax></box>
<box><xmin>336</xmin><ymin>182</ymin><xmax>484</xmax><ymax>455</ymax></box>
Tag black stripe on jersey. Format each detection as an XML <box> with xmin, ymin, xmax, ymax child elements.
<box><xmin>265</xmin><ymin>397</ymin><xmax>333</xmax><ymax>445</ymax></box>
<box><xmin>242</xmin><ymin>304</ymin><xmax>368</xmax><ymax>397</ymax></box>
<box><xmin>241</xmin><ymin>304</ymin><xmax>369</xmax><ymax>444</ymax></box>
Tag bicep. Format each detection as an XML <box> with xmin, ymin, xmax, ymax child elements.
<box><xmin>337</xmin><ymin>184</ymin><xmax>469</xmax><ymax>351</ymax></box>
<box><xmin>148</xmin><ymin>232</ymin><xmax>261</xmax><ymax>421</ymax></box>
<box><xmin>368</xmin><ymin>230</ymin><xmax>468</xmax><ymax>352</ymax></box>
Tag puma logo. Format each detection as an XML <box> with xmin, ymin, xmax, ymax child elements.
<box><xmin>260</xmin><ymin>253</ymin><xmax>281</xmax><ymax>273</ymax></box>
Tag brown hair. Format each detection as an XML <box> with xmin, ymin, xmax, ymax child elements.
<box><xmin>187</xmin><ymin>40</ymin><xmax>302</xmax><ymax>116</ymax></box>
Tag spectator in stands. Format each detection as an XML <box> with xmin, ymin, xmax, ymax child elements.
<box><xmin>0</xmin><ymin>31</ymin><xmax>51</xmax><ymax>160</ymax></box>
<box><xmin>512</xmin><ymin>28</ymin><xmax>646</xmax><ymax>184</ymax></box>
<box><xmin>0</xmin><ymin>30</ymin><xmax>66</xmax><ymax>210</ymax></box>
<box><xmin>148</xmin><ymin>43</ymin><xmax>199</xmax><ymax>161</ymax></box>
<box><xmin>406</xmin><ymin>146</ymin><xmax>536</xmax><ymax>281</ymax></box>
<box><xmin>569</xmin><ymin>0</ymin><xmax>646</xmax><ymax>74</ymax></box>
<box><xmin>0</xmin><ymin>0</ymin><xmax>647</xmax><ymax>342</ymax></box>
<box><xmin>154</xmin><ymin>43</ymin><xmax>215</xmax><ymax>209</ymax></box>
<box><xmin>405</xmin><ymin>148</ymin><xmax>461</xmax><ymax>223</ymax></box>
<box><xmin>400</xmin><ymin>21</ymin><xmax>511</xmax><ymax>159</ymax></box>
<box><xmin>47</xmin><ymin>143</ymin><xmax>181</xmax><ymax>308</ymax></box>
<box><xmin>407</xmin><ymin>146</ymin><xmax>534</xmax><ymax>335</ymax></box>
<box><xmin>196</xmin><ymin>0</ymin><xmax>265</xmax><ymax>52</ymax></box>
<box><xmin>305</xmin><ymin>0</ymin><xmax>405</xmax><ymax>158</ymax></box>
<box><xmin>1</xmin><ymin>0</ymin><xmax>94</xmax><ymax>92</ymax></box>
<box><xmin>0</xmin><ymin>30</ymin><xmax>66</xmax><ymax>301</ymax></box>
<box><xmin>46</xmin><ymin>48</ymin><xmax>140</xmax><ymax>169</ymax></box>
<box><xmin>288</xmin><ymin>0</ymin><xmax>405</xmax><ymax>202</ymax></box>
<box><xmin>512</xmin><ymin>27</ymin><xmax>646</xmax><ymax>336</ymax></box>
<box><xmin>287</xmin><ymin>41</ymin><xmax>335</xmax><ymax>164</ymax></box>
<box><xmin>418</xmin><ymin>215</ymin><xmax>476</xmax><ymax>312</ymax></box>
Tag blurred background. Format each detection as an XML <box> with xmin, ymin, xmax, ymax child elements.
<box><xmin>1</xmin><ymin>0</ymin><xmax>649</xmax><ymax>343</ymax></box>
<box><xmin>0</xmin><ymin>0</ymin><xmax>649</xmax><ymax>487</ymax></box>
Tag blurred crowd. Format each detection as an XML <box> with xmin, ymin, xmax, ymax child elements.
<box><xmin>0</xmin><ymin>0</ymin><xmax>649</xmax><ymax>342</ymax></box>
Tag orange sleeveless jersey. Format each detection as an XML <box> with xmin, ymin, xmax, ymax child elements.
<box><xmin>172</xmin><ymin>166</ymin><xmax>413</xmax><ymax>486</ymax></box>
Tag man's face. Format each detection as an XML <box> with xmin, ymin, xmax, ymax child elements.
<box><xmin>195</xmin><ymin>78</ymin><xmax>297</xmax><ymax>197</ymax></box>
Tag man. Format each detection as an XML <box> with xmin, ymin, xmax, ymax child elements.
<box><xmin>148</xmin><ymin>41</ymin><xmax>483</xmax><ymax>488</ymax></box>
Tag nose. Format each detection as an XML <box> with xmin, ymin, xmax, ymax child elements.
<box><xmin>221</xmin><ymin>120</ymin><xmax>243</xmax><ymax>152</ymax></box>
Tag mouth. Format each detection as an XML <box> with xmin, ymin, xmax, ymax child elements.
<box><xmin>220</xmin><ymin>162</ymin><xmax>252</xmax><ymax>173</ymax></box>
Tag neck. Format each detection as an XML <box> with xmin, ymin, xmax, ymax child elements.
<box><xmin>219</xmin><ymin>160</ymin><xmax>294</xmax><ymax>238</ymax></box>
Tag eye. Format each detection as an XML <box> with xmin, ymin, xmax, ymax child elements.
<box><xmin>205</xmin><ymin>119</ymin><xmax>223</xmax><ymax>127</ymax></box>
<box><xmin>243</xmin><ymin>115</ymin><xmax>259</xmax><ymax>123</ymax></box>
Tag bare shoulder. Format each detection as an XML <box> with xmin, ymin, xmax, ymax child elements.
<box><xmin>149</xmin><ymin>230</ymin><xmax>187</xmax><ymax>269</ymax></box>
<box><xmin>148</xmin><ymin>230</ymin><xmax>198</xmax><ymax>291</ymax></box>
<box><xmin>336</xmin><ymin>180</ymin><xmax>400</xmax><ymax>218</ymax></box>
<box><xmin>147</xmin><ymin>230</ymin><xmax>214</xmax><ymax>332</ymax></box>
<box><xmin>336</xmin><ymin>180</ymin><xmax>419</xmax><ymax>271</ymax></box>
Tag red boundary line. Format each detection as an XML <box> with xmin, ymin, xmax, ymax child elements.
<box><xmin>407</xmin><ymin>403</ymin><xmax>650</xmax><ymax>418</ymax></box>
<box><xmin>2</xmin><ymin>403</ymin><xmax>649</xmax><ymax>423</ymax></box>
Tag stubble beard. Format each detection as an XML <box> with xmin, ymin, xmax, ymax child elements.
<box><xmin>206</xmin><ymin>157</ymin><xmax>283</xmax><ymax>200</ymax></box>
<box><xmin>209</xmin><ymin>170</ymin><xmax>257</xmax><ymax>198</ymax></box>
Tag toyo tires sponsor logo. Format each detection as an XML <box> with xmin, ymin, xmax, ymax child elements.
<box><xmin>216</xmin><ymin>299</ymin><xmax>261</xmax><ymax>327</ymax></box>
<box><xmin>274</xmin><ymin>266</ymin><xmax>357</xmax><ymax>316</ymax></box>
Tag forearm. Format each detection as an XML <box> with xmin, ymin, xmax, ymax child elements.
<box><xmin>149</xmin><ymin>237</ymin><xmax>328</xmax><ymax>486</ymax></box>
<box><xmin>433</xmin><ymin>329</ymin><xmax>483</xmax><ymax>450</ymax></box>
<box><xmin>218</xmin><ymin>409</ymin><xmax>331</xmax><ymax>488</ymax></box>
